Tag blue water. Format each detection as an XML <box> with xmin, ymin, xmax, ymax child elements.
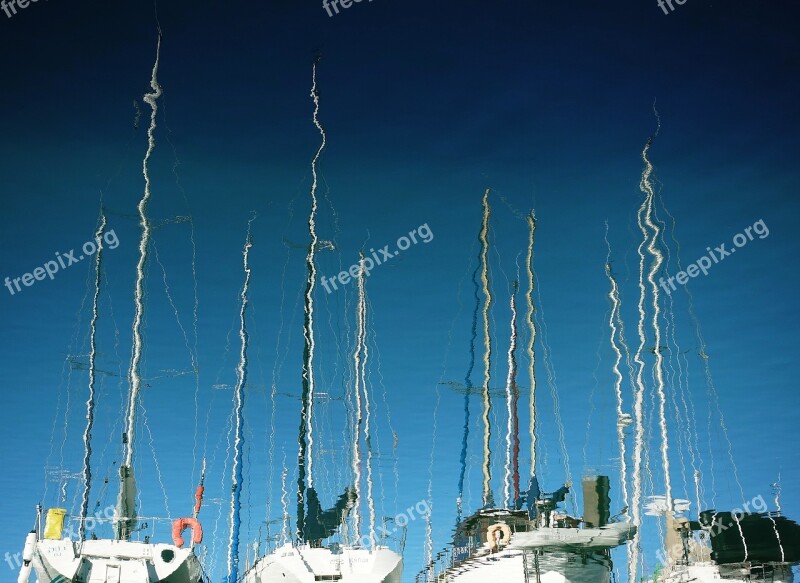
<box><xmin>1</xmin><ymin>2</ymin><xmax>799</xmax><ymax>582</ymax></box>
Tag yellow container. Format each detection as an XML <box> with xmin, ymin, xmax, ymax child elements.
<box><xmin>44</xmin><ymin>508</ymin><xmax>67</xmax><ymax>540</ymax></box>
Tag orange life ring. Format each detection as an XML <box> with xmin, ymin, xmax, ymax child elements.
<box><xmin>172</xmin><ymin>517</ymin><xmax>203</xmax><ymax>548</ymax></box>
<box><xmin>486</xmin><ymin>523</ymin><xmax>512</xmax><ymax>551</ymax></box>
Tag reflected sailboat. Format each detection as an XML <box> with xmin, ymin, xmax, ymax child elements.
<box><xmin>418</xmin><ymin>191</ymin><xmax>634</xmax><ymax>583</ymax></box>
<box><xmin>17</xmin><ymin>35</ymin><xmax>207</xmax><ymax>583</ymax></box>
<box><xmin>242</xmin><ymin>62</ymin><xmax>402</xmax><ymax>583</ymax></box>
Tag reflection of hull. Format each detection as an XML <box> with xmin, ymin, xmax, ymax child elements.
<box><xmin>438</xmin><ymin>547</ymin><xmax>615</xmax><ymax>583</ymax></box>
<box><xmin>243</xmin><ymin>543</ymin><xmax>402</xmax><ymax>583</ymax></box>
<box><xmin>432</xmin><ymin>522</ymin><xmax>634</xmax><ymax>583</ymax></box>
<box><xmin>655</xmin><ymin>511</ymin><xmax>800</xmax><ymax>581</ymax></box>
<box><xmin>508</xmin><ymin>522</ymin><xmax>635</xmax><ymax>549</ymax></box>
<box><xmin>657</xmin><ymin>561</ymin><xmax>795</xmax><ymax>582</ymax></box>
<box><xmin>32</xmin><ymin>538</ymin><xmax>204</xmax><ymax>583</ymax></box>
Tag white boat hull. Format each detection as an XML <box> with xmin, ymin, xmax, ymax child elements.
<box><xmin>436</xmin><ymin>547</ymin><xmax>615</xmax><ymax>583</ymax></box>
<box><xmin>32</xmin><ymin>538</ymin><xmax>204</xmax><ymax>583</ymax></box>
<box><xmin>243</xmin><ymin>543</ymin><xmax>402</xmax><ymax>583</ymax></box>
<box><xmin>657</xmin><ymin>561</ymin><xmax>795</xmax><ymax>582</ymax></box>
<box><xmin>427</xmin><ymin>520</ymin><xmax>635</xmax><ymax>583</ymax></box>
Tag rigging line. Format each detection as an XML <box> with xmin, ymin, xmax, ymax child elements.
<box><xmin>582</xmin><ymin>318</ymin><xmax>607</xmax><ymax>474</ymax></box>
<box><xmin>124</xmin><ymin>33</ymin><xmax>162</xmax><ymax>470</ymax></box>
<box><xmin>242</xmin><ymin>302</ymin><xmax>266</xmax><ymax>554</ymax></box>
<box><xmin>297</xmin><ymin>58</ymin><xmax>325</xmax><ymax>540</ymax></box>
<box><xmin>269</xmin><ymin>280</ymin><xmax>306</xmax><ymax>478</ymax></box>
<box><xmin>641</xmin><ymin>134</ymin><xmax>673</xmax><ymax>512</ymax></box>
<box><xmin>705</xmin><ymin>364</ymin><xmax>718</xmax><ymax>507</ymax></box>
<box><xmin>43</xmin><ymin>345</ymin><xmax>73</xmax><ymax>501</ymax></box>
<box><xmin>313</xmin><ymin>186</ymin><xmax>343</xmax><ymax>522</ymax></box>
<box><xmin>532</xmin><ymin>268</ymin><xmax>573</xmax><ymax>499</ymax></box>
<box><xmin>151</xmin><ymin>243</ymin><xmax>195</xmax><ymax>377</ymax></box>
<box><xmin>362</xmin><ymin>301</ymin><xmax>389</xmax><ymax>530</ymax></box>
<box><xmin>678</xmin><ymin>342</ymin><xmax>703</xmax><ymax>516</ymax></box>
<box><xmin>660</xmin><ymin>202</ymin><xmax>743</xmax><ymax>512</ymax></box>
<box><xmin>367</xmin><ymin>302</ymin><xmax>400</xmax><ymax>519</ymax></box>
<box><xmin>54</xmin><ymin>265</ymin><xmax>96</xmax><ymax>504</ymax></box>
<box><xmin>138</xmin><ymin>398</ymin><xmax>171</xmax><ymax>518</ymax></box>
<box><xmin>320</xmin><ymin>181</ymin><xmax>346</xmax><ymax>408</ymax></box>
<box><xmin>267</xmin><ymin>198</ymin><xmax>298</xmax><ymax>530</ymax></box>
<box><xmin>605</xmin><ymin>231</ymin><xmax>636</xmax><ymax>576</ymax></box>
<box><xmin>457</xmin><ymin>256</ymin><xmax>481</xmax><ymax>520</ymax></box>
<box><xmin>479</xmin><ymin>188</ymin><xmax>494</xmax><ymax>507</ymax></box>
<box><xmin>201</xmin><ymin>303</ymin><xmax>239</xmax><ymax>508</ymax></box>
<box><xmin>656</xmin><ymin>196</ymin><xmax>704</xmax><ymax>514</ymax></box>
<box><xmin>611</xmin><ymin>272</ymin><xmax>641</xmax><ymax>577</ymax></box>
<box><xmin>161</xmin><ymin>99</ymin><xmax>202</xmax><ymax>500</ymax></box>
<box><xmin>425</xmin><ymin>235</ymin><xmax>475</xmax><ymax>572</ymax></box>
<box><xmin>95</xmin><ymin>267</ymin><xmax>126</xmax><ymax>511</ymax></box>
<box><xmin>642</xmin><ymin>358</ymin><xmax>665</xmax><ymax>553</ymax></box>
<box><xmin>226</xmin><ymin>214</ymin><xmax>256</xmax><ymax>583</ymax></box>
<box><xmin>525</xmin><ymin>212</ymin><xmax>537</xmax><ymax>480</ymax></box>
<box><xmin>80</xmin><ymin>212</ymin><xmax>107</xmax><ymax>540</ymax></box>
<box><xmin>604</xmin><ymin>230</ymin><xmax>630</xmax><ymax>513</ymax></box>
<box><xmin>317</xmin><ymin>181</ymin><xmax>347</xmax><ymax>468</ymax></box>
<box><xmin>653</xmin><ymin>201</ymin><xmax>691</xmax><ymax>507</ymax></box>
<box><xmin>189</xmin><ymin>227</ymin><xmax>201</xmax><ymax>494</ymax></box>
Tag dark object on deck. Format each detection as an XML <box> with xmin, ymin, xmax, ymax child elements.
<box><xmin>303</xmin><ymin>486</ymin><xmax>356</xmax><ymax>545</ymax></box>
<box><xmin>699</xmin><ymin>511</ymin><xmax>800</xmax><ymax>564</ymax></box>
<box><xmin>582</xmin><ymin>475</ymin><xmax>610</xmax><ymax>528</ymax></box>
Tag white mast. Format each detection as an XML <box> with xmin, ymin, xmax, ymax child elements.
<box><xmin>116</xmin><ymin>34</ymin><xmax>162</xmax><ymax>541</ymax></box>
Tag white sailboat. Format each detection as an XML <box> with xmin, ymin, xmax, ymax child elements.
<box><xmin>244</xmin><ymin>543</ymin><xmax>402</xmax><ymax>583</ymax></box>
<box><xmin>241</xmin><ymin>62</ymin><xmax>402</xmax><ymax>583</ymax></box>
<box><xmin>426</xmin><ymin>502</ymin><xmax>635</xmax><ymax>583</ymax></box>
<box><xmin>16</xmin><ymin>35</ymin><xmax>207</xmax><ymax>583</ymax></box>
<box><xmin>418</xmin><ymin>192</ymin><xmax>634</xmax><ymax>583</ymax></box>
<box><xmin>23</xmin><ymin>529</ymin><xmax>205</xmax><ymax>583</ymax></box>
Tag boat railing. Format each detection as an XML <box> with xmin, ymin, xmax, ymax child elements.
<box><xmin>375</xmin><ymin>518</ymin><xmax>407</xmax><ymax>554</ymax></box>
<box><xmin>52</xmin><ymin>512</ymin><xmax>198</xmax><ymax>547</ymax></box>
<box><xmin>415</xmin><ymin>537</ymin><xmax>481</xmax><ymax>583</ymax></box>
<box><xmin>246</xmin><ymin>517</ymin><xmax>295</xmax><ymax>561</ymax></box>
